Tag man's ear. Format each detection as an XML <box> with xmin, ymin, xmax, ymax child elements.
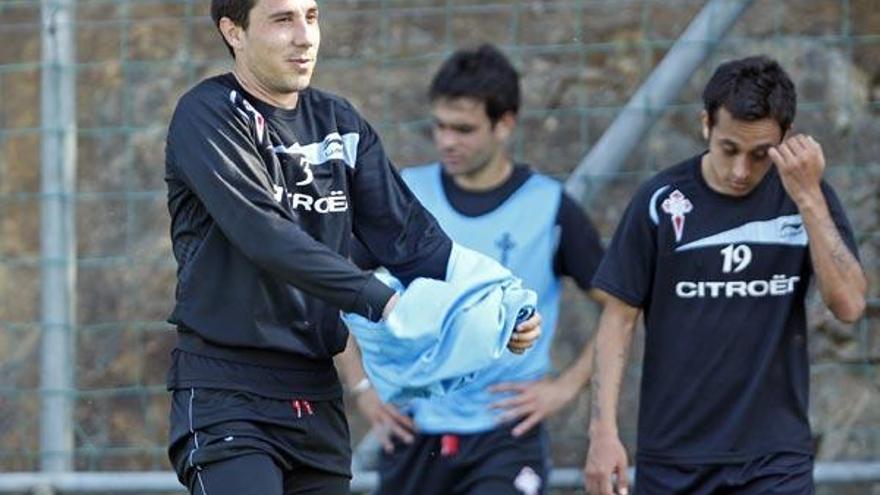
<box><xmin>219</xmin><ymin>17</ymin><xmax>246</xmax><ymax>53</ymax></box>
<box><xmin>700</xmin><ymin>110</ymin><xmax>710</xmax><ymax>141</ymax></box>
<box><xmin>494</xmin><ymin>112</ymin><xmax>517</xmax><ymax>142</ymax></box>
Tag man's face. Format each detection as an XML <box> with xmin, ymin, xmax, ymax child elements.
<box><xmin>231</xmin><ymin>0</ymin><xmax>320</xmax><ymax>96</ymax></box>
<box><xmin>701</xmin><ymin>106</ymin><xmax>784</xmax><ymax>197</ymax></box>
<box><xmin>431</xmin><ymin>97</ymin><xmax>511</xmax><ymax>177</ymax></box>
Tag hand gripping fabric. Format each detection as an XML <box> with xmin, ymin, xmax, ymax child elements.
<box><xmin>342</xmin><ymin>243</ymin><xmax>537</xmax><ymax>404</ymax></box>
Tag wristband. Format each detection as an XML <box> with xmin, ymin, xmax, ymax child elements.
<box><xmin>350</xmin><ymin>377</ymin><xmax>372</xmax><ymax>396</ymax></box>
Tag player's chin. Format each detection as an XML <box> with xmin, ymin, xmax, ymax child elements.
<box><xmin>726</xmin><ymin>182</ymin><xmax>755</xmax><ymax>196</ymax></box>
<box><xmin>281</xmin><ymin>73</ymin><xmax>314</xmax><ymax>93</ymax></box>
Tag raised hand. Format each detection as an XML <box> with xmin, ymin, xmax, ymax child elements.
<box><xmin>769</xmin><ymin>134</ymin><xmax>825</xmax><ymax>206</ymax></box>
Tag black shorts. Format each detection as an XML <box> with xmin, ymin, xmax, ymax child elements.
<box><xmin>168</xmin><ymin>388</ymin><xmax>351</xmax><ymax>495</ymax></box>
<box><xmin>635</xmin><ymin>452</ymin><xmax>814</xmax><ymax>495</ymax></box>
<box><xmin>377</xmin><ymin>422</ymin><xmax>551</xmax><ymax>495</ymax></box>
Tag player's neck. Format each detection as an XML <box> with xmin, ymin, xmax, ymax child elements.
<box><xmin>232</xmin><ymin>66</ymin><xmax>299</xmax><ymax>110</ymax></box>
<box><xmin>452</xmin><ymin>155</ymin><xmax>513</xmax><ymax>192</ymax></box>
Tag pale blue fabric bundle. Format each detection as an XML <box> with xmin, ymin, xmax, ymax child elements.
<box><xmin>342</xmin><ymin>243</ymin><xmax>537</xmax><ymax>404</ymax></box>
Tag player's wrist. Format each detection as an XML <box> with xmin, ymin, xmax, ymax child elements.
<box><xmin>382</xmin><ymin>293</ymin><xmax>400</xmax><ymax>320</ymax></box>
<box><xmin>555</xmin><ymin>370</ymin><xmax>583</xmax><ymax>394</ymax></box>
<box><xmin>589</xmin><ymin>420</ymin><xmax>619</xmax><ymax>439</ymax></box>
<box><xmin>349</xmin><ymin>376</ymin><xmax>372</xmax><ymax>397</ymax></box>
<box><xmin>793</xmin><ymin>191</ymin><xmax>829</xmax><ymax>218</ymax></box>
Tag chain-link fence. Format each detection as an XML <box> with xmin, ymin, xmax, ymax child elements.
<box><xmin>1</xmin><ymin>0</ymin><xmax>878</xmax><ymax>493</ymax></box>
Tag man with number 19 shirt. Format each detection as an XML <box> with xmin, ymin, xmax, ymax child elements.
<box><xmin>584</xmin><ymin>56</ymin><xmax>867</xmax><ymax>495</ymax></box>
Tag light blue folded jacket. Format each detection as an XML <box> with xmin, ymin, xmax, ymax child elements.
<box><xmin>342</xmin><ymin>243</ymin><xmax>537</xmax><ymax>404</ymax></box>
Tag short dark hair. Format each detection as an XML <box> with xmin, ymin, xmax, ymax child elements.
<box><xmin>703</xmin><ymin>55</ymin><xmax>797</xmax><ymax>133</ymax></box>
<box><xmin>211</xmin><ymin>0</ymin><xmax>257</xmax><ymax>58</ymax></box>
<box><xmin>429</xmin><ymin>44</ymin><xmax>520</xmax><ymax>125</ymax></box>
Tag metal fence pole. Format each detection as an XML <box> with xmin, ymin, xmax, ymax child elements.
<box><xmin>564</xmin><ymin>0</ymin><xmax>755</xmax><ymax>205</ymax></box>
<box><xmin>40</xmin><ymin>0</ymin><xmax>77</xmax><ymax>473</ymax></box>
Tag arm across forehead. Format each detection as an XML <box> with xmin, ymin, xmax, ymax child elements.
<box><xmin>768</xmin><ymin>135</ymin><xmax>867</xmax><ymax>323</ymax></box>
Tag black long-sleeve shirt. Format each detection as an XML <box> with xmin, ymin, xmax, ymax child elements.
<box><xmin>165</xmin><ymin>74</ymin><xmax>451</xmax><ymax>397</ymax></box>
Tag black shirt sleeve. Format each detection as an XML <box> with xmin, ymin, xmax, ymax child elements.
<box><xmin>553</xmin><ymin>193</ymin><xmax>605</xmax><ymax>291</ymax></box>
<box><xmin>350</xmin><ymin>237</ymin><xmax>381</xmax><ymax>270</ymax></box>
<box><xmin>820</xmin><ymin>181</ymin><xmax>860</xmax><ymax>260</ymax></box>
<box><xmin>591</xmin><ymin>183</ymin><xmax>659</xmax><ymax>308</ymax></box>
<box><xmin>167</xmin><ymin>90</ymin><xmax>394</xmax><ymax>320</ymax></box>
<box><xmin>350</xmin><ymin>117</ymin><xmax>452</xmax><ymax>284</ymax></box>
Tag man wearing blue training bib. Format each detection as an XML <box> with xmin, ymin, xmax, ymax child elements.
<box><xmin>338</xmin><ymin>44</ymin><xmax>606</xmax><ymax>495</ymax></box>
<box><xmin>584</xmin><ymin>56</ymin><xmax>867</xmax><ymax>495</ymax></box>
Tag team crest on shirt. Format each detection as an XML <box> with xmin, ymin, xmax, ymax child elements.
<box><xmin>661</xmin><ymin>189</ymin><xmax>693</xmax><ymax>242</ymax></box>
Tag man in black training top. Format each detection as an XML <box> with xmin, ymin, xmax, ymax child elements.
<box><xmin>584</xmin><ymin>55</ymin><xmax>867</xmax><ymax>495</ymax></box>
<box><xmin>163</xmin><ymin>1</ymin><xmax>542</xmax><ymax>494</ymax></box>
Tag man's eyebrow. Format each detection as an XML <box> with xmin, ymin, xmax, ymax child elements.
<box><xmin>267</xmin><ymin>9</ymin><xmax>297</xmax><ymax>19</ymax></box>
<box><xmin>750</xmin><ymin>143</ymin><xmax>775</xmax><ymax>152</ymax></box>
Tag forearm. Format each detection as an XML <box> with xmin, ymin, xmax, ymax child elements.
<box><xmin>557</xmin><ymin>289</ymin><xmax>608</xmax><ymax>390</ymax></box>
<box><xmin>558</xmin><ymin>336</ymin><xmax>595</xmax><ymax>392</ymax></box>
<box><xmin>770</xmin><ymin>135</ymin><xmax>867</xmax><ymax>322</ymax></box>
<box><xmin>236</xmin><ymin>219</ymin><xmax>395</xmax><ymax>319</ymax></box>
<box><xmin>589</xmin><ymin>302</ymin><xmax>638</xmax><ymax>436</ymax></box>
<box><xmin>334</xmin><ymin>334</ymin><xmax>368</xmax><ymax>390</ymax></box>
<box><xmin>800</xmin><ymin>196</ymin><xmax>867</xmax><ymax>322</ymax></box>
<box><xmin>169</xmin><ymin>106</ymin><xmax>395</xmax><ymax>320</ymax></box>
<box><xmin>352</xmin><ymin>136</ymin><xmax>452</xmax><ymax>284</ymax></box>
